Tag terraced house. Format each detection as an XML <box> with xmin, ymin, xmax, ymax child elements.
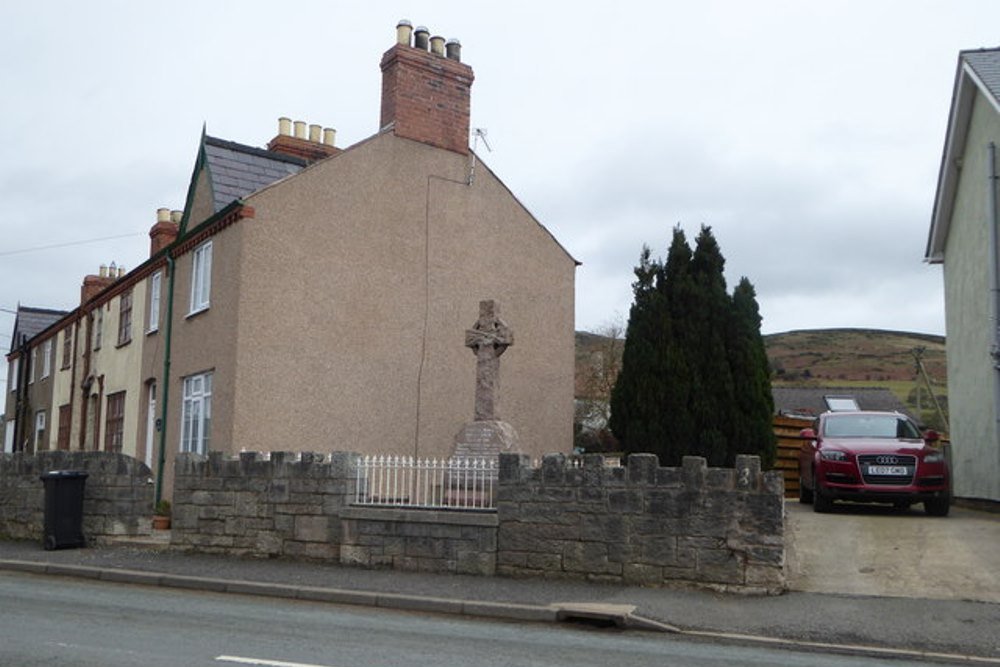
<box><xmin>3</xmin><ymin>22</ymin><xmax>578</xmax><ymax>500</ymax></box>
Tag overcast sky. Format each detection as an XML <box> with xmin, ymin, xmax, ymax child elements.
<box><xmin>2</xmin><ymin>1</ymin><xmax>998</xmax><ymax>356</ymax></box>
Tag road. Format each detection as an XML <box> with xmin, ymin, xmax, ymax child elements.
<box><xmin>785</xmin><ymin>500</ymin><xmax>1000</xmax><ymax>602</ymax></box>
<box><xmin>0</xmin><ymin>571</ymin><xmax>969</xmax><ymax>667</ymax></box>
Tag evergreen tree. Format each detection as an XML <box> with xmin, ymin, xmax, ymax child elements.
<box><xmin>610</xmin><ymin>225</ymin><xmax>776</xmax><ymax>468</ymax></box>
<box><xmin>729</xmin><ymin>278</ymin><xmax>776</xmax><ymax>467</ymax></box>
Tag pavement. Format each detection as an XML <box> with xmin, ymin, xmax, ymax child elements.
<box><xmin>2</xmin><ymin>507</ymin><xmax>999</xmax><ymax>664</ymax></box>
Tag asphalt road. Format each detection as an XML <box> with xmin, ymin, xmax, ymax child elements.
<box><xmin>785</xmin><ymin>500</ymin><xmax>1000</xmax><ymax>602</ymax></box>
<box><xmin>0</xmin><ymin>571</ymin><xmax>967</xmax><ymax>667</ymax></box>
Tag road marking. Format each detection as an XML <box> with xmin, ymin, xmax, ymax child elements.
<box><xmin>216</xmin><ymin>656</ymin><xmax>335</xmax><ymax>667</ymax></box>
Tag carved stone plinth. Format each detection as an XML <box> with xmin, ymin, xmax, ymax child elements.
<box><xmin>453</xmin><ymin>420</ymin><xmax>520</xmax><ymax>459</ymax></box>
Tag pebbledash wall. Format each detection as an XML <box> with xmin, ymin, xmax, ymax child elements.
<box><xmin>170</xmin><ymin>451</ymin><xmax>785</xmax><ymax>593</ymax></box>
<box><xmin>0</xmin><ymin>451</ymin><xmax>153</xmax><ymax>542</ymax></box>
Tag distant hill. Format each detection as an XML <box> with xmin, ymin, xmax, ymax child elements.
<box><xmin>763</xmin><ymin>329</ymin><xmax>945</xmax><ymax>384</ymax></box>
<box><xmin>576</xmin><ymin>327</ymin><xmax>946</xmax><ymax>397</ymax></box>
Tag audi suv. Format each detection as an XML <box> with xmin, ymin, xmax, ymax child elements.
<box><xmin>798</xmin><ymin>410</ymin><xmax>950</xmax><ymax>516</ymax></box>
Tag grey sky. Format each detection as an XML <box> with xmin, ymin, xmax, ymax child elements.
<box><xmin>1</xmin><ymin>1</ymin><xmax>996</xmax><ymax>357</ymax></box>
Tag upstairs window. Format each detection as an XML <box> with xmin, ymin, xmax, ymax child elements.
<box><xmin>8</xmin><ymin>357</ymin><xmax>17</xmax><ymax>393</ymax></box>
<box><xmin>94</xmin><ymin>308</ymin><xmax>103</xmax><ymax>350</ymax></box>
<box><xmin>118</xmin><ymin>290</ymin><xmax>133</xmax><ymax>346</ymax></box>
<box><xmin>41</xmin><ymin>340</ymin><xmax>52</xmax><ymax>379</ymax></box>
<box><xmin>148</xmin><ymin>270</ymin><xmax>162</xmax><ymax>333</ymax></box>
<box><xmin>61</xmin><ymin>329</ymin><xmax>72</xmax><ymax>369</ymax></box>
<box><xmin>29</xmin><ymin>347</ymin><xmax>36</xmax><ymax>384</ymax></box>
<box><xmin>189</xmin><ymin>241</ymin><xmax>213</xmax><ymax>315</ymax></box>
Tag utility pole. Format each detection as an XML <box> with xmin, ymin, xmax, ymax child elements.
<box><xmin>911</xmin><ymin>347</ymin><xmax>949</xmax><ymax>432</ymax></box>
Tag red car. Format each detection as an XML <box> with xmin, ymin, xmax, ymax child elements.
<box><xmin>798</xmin><ymin>411</ymin><xmax>950</xmax><ymax>516</ymax></box>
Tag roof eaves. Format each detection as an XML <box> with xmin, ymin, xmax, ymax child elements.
<box><xmin>927</xmin><ymin>50</ymin><xmax>1000</xmax><ymax>263</ymax></box>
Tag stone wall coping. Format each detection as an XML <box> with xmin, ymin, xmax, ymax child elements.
<box><xmin>340</xmin><ymin>506</ymin><xmax>499</xmax><ymax>527</ymax></box>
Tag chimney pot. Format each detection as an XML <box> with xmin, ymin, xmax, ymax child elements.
<box><xmin>308</xmin><ymin>124</ymin><xmax>321</xmax><ymax>143</ymax></box>
<box><xmin>322</xmin><ymin>128</ymin><xmax>336</xmax><ymax>146</ymax></box>
<box><xmin>414</xmin><ymin>26</ymin><xmax>429</xmax><ymax>50</ymax></box>
<box><xmin>117</xmin><ymin>267</ymin><xmax>125</xmax><ymax>278</ymax></box>
<box><xmin>430</xmin><ymin>35</ymin><xmax>445</xmax><ymax>56</ymax></box>
<box><xmin>445</xmin><ymin>39</ymin><xmax>462</xmax><ymax>62</ymax></box>
<box><xmin>99</xmin><ymin>264</ymin><xmax>108</xmax><ymax>278</ymax></box>
<box><xmin>156</xmin><ymin>207</ymin><xmax>171</xmax><ymax>223</ymax></box>
<box><xmin>171</xmin><ymin>210</ymin><xmax>183</xmax><ymax>224</ymax></box>
<box><xmin>396</xmin><ymin>19</ymin><xmax>413</xmax><ymax>46</ymax></box>
<box><xmin>293</xmin><ymin>120</ymin><xmax>307</xmax><ymax>139</ymax></box>
<box><xmin>278</xmin><ymin>117</ymin><xmax>292</xmax><ymax>136</ymax></box>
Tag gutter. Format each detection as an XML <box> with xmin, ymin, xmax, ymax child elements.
<box><xmin>989</xmin><ymin>143</ymin><xmax>1000</xmax><ymax>453</ymax></box>
<box><xmin>155</xmin><ymin>253</ymin><xmax>175</xmax><ymax>506</ymax></box>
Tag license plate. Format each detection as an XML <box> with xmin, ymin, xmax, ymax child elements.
<box><xmin>867</xmin><ymin>465</ymin><xmax>909</xmax><ymax>476</ymax></box>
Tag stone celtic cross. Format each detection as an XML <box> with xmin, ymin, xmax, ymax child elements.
<box><xmin>465</xmin><ymin>300</ymin><xmax>513</xmax><ymax>422</ymax></box>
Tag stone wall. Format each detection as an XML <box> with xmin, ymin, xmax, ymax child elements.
<box><xmin>170</xmin><ymin>451</ymin><xmax>356</xmax><ymax>558</ymax></box>
<box><xmin>340</xmin><ymin>507</ymin><xmax>497</xmax><ymax>575</ymax></box>
<box><xmin>496</xmin><ymin>453</ymin><xmax>784</xmax><ymax>593</ymax></box>
<box><xmin>157</xmin><ymin>450</ymin><xmax>786</xmax><ymax>592</ymax></box>
<box><xmin>0</xmin><ymin>451</ymin><xmax>153</xmax><ymax>542</ymax></box>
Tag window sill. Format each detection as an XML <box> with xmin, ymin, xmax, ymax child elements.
<box><xmin>146</xmin><ymin>328</ymin><xmax>159</xmax><ymax>336</ymax></box>
<box><xmin>115</xmin><ymin>340</ymin><xmax>132</xmax><ymax>350</ymax></box>
<box><xmin>186</xmin><ymin>305</ymin><xmax>210</xmax><ymax>320</ymax></box>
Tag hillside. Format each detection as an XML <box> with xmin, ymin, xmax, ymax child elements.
<box><xmin>576</xmin><ymin>327</ymin><xmax>947</xmax><ymax>400</ymax></box>
<box><xmin>763</xmin><ymin>328</ymin><xmax>946</xmax><ymax>384</ymax></box>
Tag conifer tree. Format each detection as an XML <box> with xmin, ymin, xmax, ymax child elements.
<box><xmin>610</xmin><ymin>225</ymin><xmax>776</xmax><ymax>467</ymax></box>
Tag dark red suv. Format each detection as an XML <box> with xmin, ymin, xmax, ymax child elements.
<box><xmin>798</xmin><ymin>411</ymin><xmax>950</xmax><ymax>516</ymax></box>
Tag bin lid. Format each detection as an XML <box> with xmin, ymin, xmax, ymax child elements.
<box><xmin>39</xmin><ymin>470</ymin><xmax>89</xmax><ymax>481</ymax></box>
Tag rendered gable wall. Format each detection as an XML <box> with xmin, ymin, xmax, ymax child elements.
<box><xmin>943</xmin><ymin>91</ymin><xmax>1000</xmax><ymax>500</ymax></box>
<box><xmin>228</xmin><ymin>132</ymin><xmax>576</xmax><ymax>460</ymax></box>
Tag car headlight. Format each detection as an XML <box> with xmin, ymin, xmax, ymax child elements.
<box><xmin>820</xmin><ymin>450</ymin><xmax>848</xmax><ymax>461</ymax></box>
<box><xmin>923</xmin><ymin>451</ymin><xmax>946</xmax><ymax>464</ymax></box>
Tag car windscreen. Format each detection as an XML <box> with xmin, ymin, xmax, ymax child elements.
<box><xmin>823</xmin><ymin>414</ymin><xmax>921</xmax><ymax>439</ymax></box>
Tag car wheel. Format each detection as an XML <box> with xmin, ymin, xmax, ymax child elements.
<box><xmin>798</xmin><ymin>478</ymin><xmax>814</xmax><ymax>504</ymax></box>
<box><xmin>813</xmin><ymin>485</ymin><xmax>833</xmax><ymax>514</ymax></box>
<box><xmin>924</xmin><ymin>495</ymin><xmax>950</xmax><ymax>517</ymax></box>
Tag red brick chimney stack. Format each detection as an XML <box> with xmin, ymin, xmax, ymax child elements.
<box><xmin>267</xmin><ymin>117</ymin><xmax>341</xmax><ymax>162</ymax></box>
<box><xmin>380</xmin><ymin>19</ymin><xmax>474</xmax><ymax>155</ymax></box>
<box><xmin>80</xmin><ymin>264</ymin><xmax>117</xmax><ymax>305</ymax></box>
<box><xmin>149</xmin><ymin>207</ymin><xmax>180</xmax><ymax>257</ymax></box>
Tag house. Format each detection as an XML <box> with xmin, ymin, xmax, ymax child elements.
<box><xmin>3</xmin><ymin>306</ymin><xmax>68</xmax><ymax>453</ymax></box>
<box><xmin>925</xmin><ymin>47</ymin><xmax>1000</xmax><ymax>503</ymax></box>
<box><xmin>771</xmin><ymin>387</ymin><xmax>916</xmax><ymax>422</ymax></box>
<box><xmin>2</xmin><ymin>21</ymin><xmax>578</xmax><ymax>499</ymax></box>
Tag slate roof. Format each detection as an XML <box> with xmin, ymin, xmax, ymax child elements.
<box><xmin>773</xmin><ymin>386</ymin><xmax>916</xmax><ymax>422</ymax></box>
<box><xmin>963</xmin><ymin>48</ymin><xmax>1000</xmax><ymax>101</ymax></box>
<box><xmin>10</xmin><ymin>306</ymin><xmax>68</xmax><ymax>349</ymax></box>
<box><xmin>203</xmin><ymin>136</ymin><xmax>307</xmax><ymax>213</ymax></box>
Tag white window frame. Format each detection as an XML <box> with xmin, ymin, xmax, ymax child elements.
<box><xmin>29</xmin><ymin>348</ymin><xmax>36</xmax><ymax>384</ymax></box>
<box><xmin>41</xmin><ymin>340</ymin><xmax>52</xmax><ymax>379</ymax></box>
<box><xmin>35</xmin><ymin>410</ymin><xmax>46</xmax><ymax>449</ymax></box>
<box><xmin>189</xmin><ymin>241</ymin><xmax>213</xmax><ymax>315</ymax></box>
<box><xmin>8</xmin><ymin>357</ymin><xmax>17</xmax><ymax>393</ymax></box>
<box><xmin>148</xmin><ymin>270</ymin><xmax>162</xmax><ymax>333</ymax></box>
<box><xmin>180</xmin><ymin>371</ymin><xmax>213</xmax><ymax>455</ymax></box>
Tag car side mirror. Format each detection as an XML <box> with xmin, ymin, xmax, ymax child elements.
<box><xmin>923</xmin><ymin>429</ymin><xmax>940</xmax><ymax>443</ymax></box>
<box><xmin>800</xmin><ymin>428</ymin><xmax>816</xmax><ymax>439</ymax></box>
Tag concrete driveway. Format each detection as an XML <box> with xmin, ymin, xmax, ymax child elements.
<box><xmin>785</xmin><ymin>499</ymin><xmax>1000</xmax><ymax>603</ymax></box>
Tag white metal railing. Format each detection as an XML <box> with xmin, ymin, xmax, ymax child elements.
<box><xmin>354</xmin><ymin>455</ymin><xmax>498</xmax><ymax>510</ymax></box>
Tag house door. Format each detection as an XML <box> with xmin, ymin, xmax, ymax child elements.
<box><xmin>145</xmin><ymin>382</ymin><xmax>156</xmax><ymax>469</ymax></box>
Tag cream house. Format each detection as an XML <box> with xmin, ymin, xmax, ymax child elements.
<box><xmin>925</xmin><ymin>47</ymin><xmax>1000</xmax><ymax>503</ymax></box>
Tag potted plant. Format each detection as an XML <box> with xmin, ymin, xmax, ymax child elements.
<box><xmin>152</xmin><ymin>499</ymin><xmax>171</xmax><ymax>530</ymax></box>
